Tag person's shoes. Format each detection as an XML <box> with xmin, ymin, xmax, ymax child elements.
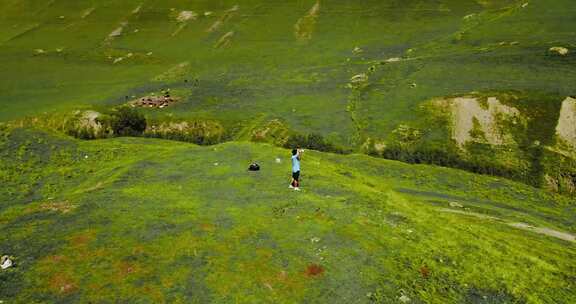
<box><xmin>289</xmin><ymin>185</ymin><xmax>294</xmax><ymax>189</ymax></box>
<box><xmin>293</xmin><ymin>187</ymin><xmax>301</xmax><ymax>191</ymax></box>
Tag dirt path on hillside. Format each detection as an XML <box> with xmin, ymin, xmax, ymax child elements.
<box><xmin>439</xmin><ymin>208</ymin><xmax>575</xmax><ymax>243</ymax></box>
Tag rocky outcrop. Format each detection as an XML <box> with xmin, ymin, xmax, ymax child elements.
<box><xmin>555</xmin><ymin>97</ymin><xmax>576</xmax><ymax>151</ymax></box>
<box><xmin>424</xmin><ymin>94</ymin><xmax>576</xmax><ymax>195</ymax></box>
<box><xmin>434</xmin><ymin>96</ymin><xmax>523</xmax><ymax>147</ymax></box>
<box><xmin>64</xmin><ymin>110</ymin><xmax>111</xmax><ymax>139</ymax></box>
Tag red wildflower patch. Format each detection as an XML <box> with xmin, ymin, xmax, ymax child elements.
<box><xmin>69</xmin><ymin>230</ymin><xmax>96</xmax><ymax>247</ymax></box>
<box><xmin>119</xmin><ymin>261</ymin><xmax>136</xmax><ymax>277</ymax></box>
<box><xmin>200</xmin><ymin>223</ymin><xmax>216</xmax><ymax>232</ymax></box>
<box><xmin>419</xmin><ymin>265</ymin><xmax>430</xmax><ymax>279</ymax></box>
<box><xmin>47</xmin><ymin>255</ymin><xmax>66</xmax><ymax>263</ymax></box>
<box><xmin>49</xmin><ymin>273</ymin><xmax>77</xmax><ymax>295</ymax></box>
<box><xmin>305</xmin><ymin>264</ymin><xmax>325</xmax><ymax>277</ymax></box>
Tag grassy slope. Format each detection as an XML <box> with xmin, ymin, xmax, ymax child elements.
<box><xmin>0</xmin><ymin>128</ymin><xmax>574</xmax><ymax>303</ymax></box>
<box><xmin>3</xmin><ymin>0</ymin><xmax>574</xmax><ymax>146</ymax></box>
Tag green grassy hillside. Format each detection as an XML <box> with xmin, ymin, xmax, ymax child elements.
<box><xmin>0</xmin><ymin>127</ymin><xmax>574</xmax><ymax>303</ymax></box>
<box><xmin>1</xmin><ymin>0</ymin><xmax>575</xmax><ymax>192</ymax></box>
<box><xmin>1</xmin><ymin>1</ymin><xmax>575</xmax><ymax>302</ymax></box>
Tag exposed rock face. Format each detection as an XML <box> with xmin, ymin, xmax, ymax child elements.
<box><xmin>81</xmin><ymin>111</ymin><xmax>102</xmax><ymax>131</ymax></box>
<box><xmin>108</xmin><ymin>22</ymin><xmax>127</xmax><ymax>38</ymax></box>
<box><xmin>549</xmin><ymin>46</ymin><xmax>569</xmax><ymax>56</ymax></box>
<box><xmin>427</xmin><ymin>94</ymin><xmax>575</xmax><ymax>195</ymax></box>
<box><xmin>177</xmin><ymin>11</ymin><xmax>197</xmax><ymax>22</ymax></box>
<box><xmin>439</xmin><ymin>96</ymin><xmax>521</xmax><ymax>147</ymax></box>
<box><xmin>78</xmin><ymin>111</ymin><xmax>103</xmax><ymax>135</ymax></box>
<box><xmin>64</xmin><ymin>110</ymin><xmax>110</xmax><ymax>139</ymax></box>
<box><xmin>206</xmin><ymin>5</ymin><xmax>238</xmax><ymax>33</ymax></box>
<box><xmin>555</xmin><ymin>97</ymin><xmax>576</xmax><ymax>149</ymax></box>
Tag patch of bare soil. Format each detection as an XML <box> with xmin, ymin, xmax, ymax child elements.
<box><xmin>206</xmin><ymin>5</ymin><xmax>239</xmax><ymax>33</ymax></box>
<box><xmin>171</xmin><ymin>10</ymin><xmax>198</xmax><ymax>36</ymax></box>
<box><xmin>104</xmin><ymin>4</ymin><xmax>142</xmax><ymax>43</ymax></box>
<box><xmin>39</xmin><ymin>201</ymin><xmax>76</xmax><ymax>214</ymax></box>
<box><xmin>294</xmin><ymin>1</ymin><xmax>320</xmax><ymax>41</ymax></box>
<box><xmin>215</xmin><ymin>31</ymin><xmax>234</xmax><ymax>48</ymax></box>
<box><xmin>130</xmin><ymin>95</ymin><xmax>178</xmax><ymax>109</ymax></box>
<box><xmin>81</xmin><ymin>7</ymin><xmax>95</xmax><ymax>19</ymax></box>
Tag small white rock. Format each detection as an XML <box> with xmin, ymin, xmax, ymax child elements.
<box><xmin>399</xmin><ymin>295</ymin><xmax>411</xmax><ymax>303</ymax></box>
<box><xmin>385</xmin><ymin>57</ymin><xmax>402</xmax><ymax>63</ymax></box>
<box><xmin>550</xmin><ymin>46</ymin><xmax>569</xmax><ymax>56</ymax></box>
<box><xmin>449</xmin><ymin>201</ymin><xmax>463</xmax><ymax>208</ymax></box>
<box><xmin>177</xmin><ymin>10</ymin><xmax>197</xmax><ymax>22</ymax></box>
<box><xmin>0</xmin><ymin>256</ymin><xmax>12</xmax><ymax>270</ymax></box>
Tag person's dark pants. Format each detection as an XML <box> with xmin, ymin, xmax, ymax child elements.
<box><xmin>292</xmin><ymin>171</ymin><xmax>300</xmax><ymax>187</ymax></box>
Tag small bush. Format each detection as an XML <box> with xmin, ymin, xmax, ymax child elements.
<box><xmin>110</xmin><ymin>107</ymin><xmax>147</xmax><ymax>136</ymax></box>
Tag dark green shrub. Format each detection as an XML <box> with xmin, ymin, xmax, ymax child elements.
<box><xmin>283</xmin><ymin>133</ymin><xmax>345</xmax><ymax>154</ymax></box>
<box><xmin>380</xmin><ymin>143</ymin><xmax>523</xmax><ymax>182</ymax></box>
<box><xmin>110</xmin><ymin>107</ymin><xmax>147</xmax><ymax>136</ymax></box>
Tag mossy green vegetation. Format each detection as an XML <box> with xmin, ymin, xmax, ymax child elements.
<box><xmin>0</xmin><ymin>127</ymin><xmax>574</xmax><ymax>303</ymax></box>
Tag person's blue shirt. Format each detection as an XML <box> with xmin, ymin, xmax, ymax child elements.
<box><xmin>291</xmin><ymin>154</ymin><xmax>300</xmax><ymax>172</ymax></box>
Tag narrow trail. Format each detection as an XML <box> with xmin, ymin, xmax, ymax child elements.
<box><xmin>439</xmin><ymin>208</ymin><xmax>576</xmax><ymax>243</ymax></box>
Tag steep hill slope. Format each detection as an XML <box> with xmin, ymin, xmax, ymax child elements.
<box><xmin>0</xmin><ymin>127</ymin><xmax>574</xmax><ymax>303</ymax></box>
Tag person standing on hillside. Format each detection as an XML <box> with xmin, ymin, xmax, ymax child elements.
<box><xmin>290</xmin><ymin>148</ymin><xmax>303</xmax><ymax>191</ymax></box>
